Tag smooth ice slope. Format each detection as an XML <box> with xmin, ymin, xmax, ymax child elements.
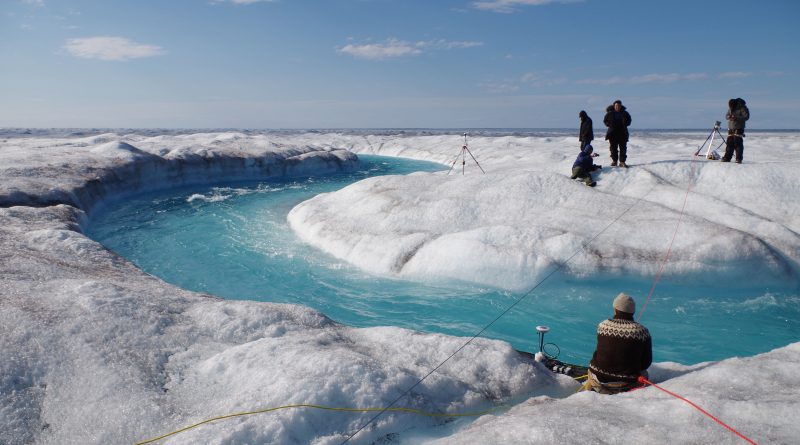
<box><xmin>2</xmin><ymin>131</ymin><xmax>799</xmax><ymax>444</ymax></box>
<box><xmin>289</xmin><ymin>133</ymin><xmax>800</xmax><ymax>290</ymax></box>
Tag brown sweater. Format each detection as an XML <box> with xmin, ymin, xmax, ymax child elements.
<box><xmin>589</xmin><ymin>317</ymin><xmax>652</xmax><ymax>383</ymax></box>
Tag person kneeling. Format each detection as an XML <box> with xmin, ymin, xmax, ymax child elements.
<box><xmin>571</xmin><ymin>144</ymin><xmax>601</xmax><ymax>187</ymax></box>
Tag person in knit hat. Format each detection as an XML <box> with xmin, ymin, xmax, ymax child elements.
<box><xmin>586</xmin><ymin>292</ymin><xmax>652</xmax><ymax>394</ymax></box>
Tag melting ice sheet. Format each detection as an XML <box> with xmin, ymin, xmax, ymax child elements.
<box><xmin>87</xmin><ymin>156</ymin><xmax>798</xmax><ymax>366</ymax></box>
<box><xmin>1</xmin><ymin>130</ymin><xmax>799</xmax><ymax>444</ymax></box>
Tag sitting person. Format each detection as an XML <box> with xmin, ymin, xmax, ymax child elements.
<box><xmin>586</xmin><ymin>293</ymin><xmax>652</xmax><ymax>394</ymax></box>
<box><xmin>570</xmin><ymin>144</ymin><xmax>601</xmax><ymax>187</ymax></box>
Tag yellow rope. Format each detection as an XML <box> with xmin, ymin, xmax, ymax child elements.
<box><xmin>134</xmin><ymin>403</ymin><xmax>504</xmax><ymax>445</ymax></box>
<box><xmin>576</xmin><ymin>380</ymin><xmax>591</xmax><ymax>393</ymax></box>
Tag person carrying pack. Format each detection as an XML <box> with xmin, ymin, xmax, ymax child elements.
<box><xmin>721</xmin><ymin>98</ymin><xmax>750</xmax><ymax>164</ymax></box>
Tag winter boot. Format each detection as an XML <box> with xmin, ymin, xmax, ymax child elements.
<box><xmin>619</xmin><ymin>161</ymin><xmax>628</xmax><ymax>168</ymax></box>
<box><xmin>610</xmin><ymin>161</ymin><xmax>618</xmax><ymax>167</ymax></box>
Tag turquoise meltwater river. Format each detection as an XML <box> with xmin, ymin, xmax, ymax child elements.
<box><xmin>86</xmin><ymin>155</ymin><xmax>799</xmax><ymax>366</ymax></box>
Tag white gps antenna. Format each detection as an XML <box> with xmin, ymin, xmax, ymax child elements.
<box><xmin>535</xmin><ymin>325</ymin><xmax>550</xmax><ymax>353</ymax></box>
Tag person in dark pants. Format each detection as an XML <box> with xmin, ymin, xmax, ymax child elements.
<box><xmin>570</xmin><ymin>144</ymin><xmax>601</xmax><ymax>187</ymax></box>
<box><xmin>721</xmin><ymin>98</ymin><xmax>750</xmax><ymax>164</ymax></box>
<box><xmin>603</xmin><ymin>100</ymin><xmax>632</xmax><ymax>168</ymax></box>
<box><xmin>579</xmin><ymin>110</ymin><xmax>594</xmax><ymax>151</ymax></box>
<box><xmin>586</xmin><ymin>293</ymin><xmax>652</xmax><ymax>394</ymax></box>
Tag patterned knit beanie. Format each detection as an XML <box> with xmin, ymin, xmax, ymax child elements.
<box><xmin>613</xmin><ymin>292</ymin><xmax>635</xmax><ymax>314</ymax></box>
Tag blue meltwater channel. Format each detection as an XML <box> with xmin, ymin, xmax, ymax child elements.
<box><xmin>86</xmin><ymin>155</ymin><xmax>800</xmax><ymax>366</ymax></box>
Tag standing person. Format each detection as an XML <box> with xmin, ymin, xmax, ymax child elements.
<box><xmin>586</xmin><ymin>293</ymin><xmax>652</xmax><ymax>394</ymax></box>
<box><xmin>579</xmin><ymin>110</ymin><xmax>594</xmax><ymax>151</ymax></box>
<box><xmin>721</xmin><ymin>98</ymin><xmax>750</xmax><ymax>163</ymax></box>
<box><xmin>603</xmin><ymin>100</ymin><xmax>632</xmax><ymax>168</ymax></box>
<box><xmin>570</xmin><ymin>144</ymin><xmax>601</xmax><ymax>187</ymax></box>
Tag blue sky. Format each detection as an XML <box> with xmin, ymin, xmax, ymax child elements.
<box><xmin>1</xmin><ymin>0</ymin><xmax>798</xmax><ymax>129</ymax></box>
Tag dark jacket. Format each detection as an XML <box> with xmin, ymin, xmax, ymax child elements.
<box><xmin>589</xmin><ymin>316</ymin><xmax>652</xmax><ymax>384</ymax></box>
<box><xmin>579</xmin><ymin>111</ymin><xmax>594</xmax><ymax>143</ymax></box>
<box><xmin>603</xmin><ymin>105</ymin><xmax>632</xmax><ymax>142</ymax></box>
<box><xmin>726</xmin><ymin>98</ymin><xmax>750</xmax><ymax>132</ymax></box>
<box><xmin>572</xmin><ymin>150</ymin><xmax>598</xmax><ymax>171</ymax></box>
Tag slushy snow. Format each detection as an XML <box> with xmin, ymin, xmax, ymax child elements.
<box><xmin>1</xmin><ymin>130</ymin><xmax>798</xmax><ymax>444</ymax></box>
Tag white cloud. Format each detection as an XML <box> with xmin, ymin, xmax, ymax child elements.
<box><xmin>64</xmin><ymin>36</ymin><xmax>166</xmax><ymax>61</ymax></box>
<box><xmin>472</xmin><ymin>0</ymin><xmax>579</xmax><ymax>13</ymax></box>
<box><xmin>520</xmin><ymin>72</ymin><xmax>567</xmax><ymax>87</ymax></box>
<box><xmin>338</xmin><ymin>39</ymin><xmax>421</xmax><ymax>60</ymax></box>
<box><xmin>419</xmin><ymin>39</ymin><xmax>483</xmax><ymax>50</ymax></box>
<box><xmin>718</xmin><ymin>71</ymin><xmax>752</xmax><ymax>79</ymax></box>
<box><xmin>578</xmin><ymin>72</ymin><xmax>707</xmax><ymax>85</ymax></box>
<box><xmin>479</xmin><ymin>81</ymin><xmax>520</xmax><ymax>93</ymax></box>
<box><xmin>683</xmin><ymin>73</ymin><xmax>708</xmax><ymax>81</ymax></box>
<box><xmin>478</xmin><ymin>72</ymin><xmax>567</xmax><ymax>93</ymax></box>
<box><xmin>338</xmin><ymin>38</ymin><xmax>482</xmax><ymax>60</ymax></box>
<box><xmin>22</xmin><ymin>0</ymin><xmax>45</xmax><ymax>6</ymax></box>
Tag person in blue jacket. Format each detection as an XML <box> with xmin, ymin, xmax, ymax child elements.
<box><xmin>571</xmin><ymin>144</ymin><xmax>601</xmax><ymax>187</ymax></box>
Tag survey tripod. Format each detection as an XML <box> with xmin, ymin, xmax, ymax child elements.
<box><xmin>694</xmin><ymin>121</ymin><xmax>728</xmax><ymax>160</ymax></box>
<box><xmin>447</xmin><ymin>133</ymin><xmax>485</xmax><ymax>175</ymax></box>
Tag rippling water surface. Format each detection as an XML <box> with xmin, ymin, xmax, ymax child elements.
<box><xmin>87</xmin><ymin>155</ymin><xmax>800</xmax><ymax>365</ymax></box>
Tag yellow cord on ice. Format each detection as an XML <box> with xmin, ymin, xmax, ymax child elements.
<box><xmin>134</xmin><ymin>403</ymin><xmax>504</xmax><ymax>445</ymax></box>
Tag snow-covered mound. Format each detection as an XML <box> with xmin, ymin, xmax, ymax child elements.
<box><xmin>1</xmin><ymin>131</ymin><xmax>799</xmax><ymax>444</ymax></box>
<box><xmin>1</xmin><ymin>205</ymin><xmax>566</xmax><ymax>445</ymax></box>
<box><xmin>289</xmin><ymin>133</ymin><xmax>800</xmax><ymax>290</ymax></box>
<box><xmin>431</xmin><ymin>343</ymin><xmax>800</xmax><ymax>445</ymax></box>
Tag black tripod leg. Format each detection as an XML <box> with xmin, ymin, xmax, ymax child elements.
<box><xmin>694</xmin><ymin>131</ymin><xmax>714</xmax><ymax>156</ymax></box>
<box><xmin>465</xmin><ymin>147</ymin><xmax>486</xmax><ymax>174</ymax></box>
<box><xmin>447</xmin><ymin>151</ymin><xmax>462</xmax><ymax>174</ymax></box>
<box><xmin>716</xmin><ymin>129</ymin><xmax>729</xmax><ymax>149</ymax></box>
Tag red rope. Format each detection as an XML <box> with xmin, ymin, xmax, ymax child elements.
<box><xmin>637</xmin><ymin>377</ymin><xmax>758</xmax><ymax>444</ymax></box>
<box><xmin>637</xmin><ymin>154</ymin><xmax>699</xmax><ymax>322</ymax></box>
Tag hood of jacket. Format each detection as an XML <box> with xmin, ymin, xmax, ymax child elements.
<box><xmin>606</xmin><ymin>104</ymin><xmax>627</xmax><ymax>112</ymax></box>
